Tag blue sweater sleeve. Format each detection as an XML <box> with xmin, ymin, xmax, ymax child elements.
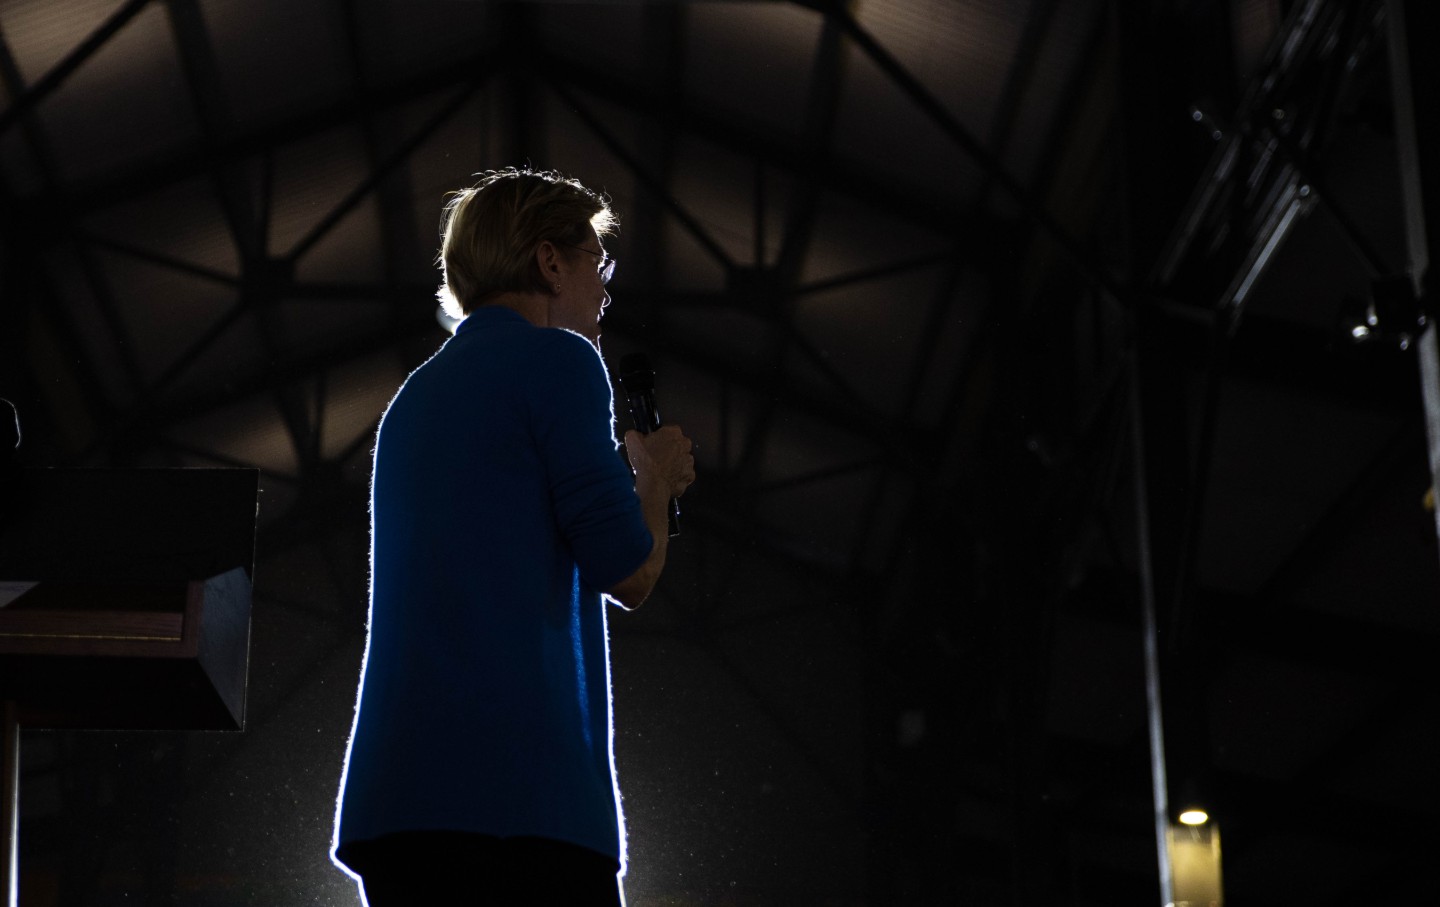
<box><xmin>529</xmin><ymin>330</ymin><xmax>654</xmax><ymax>592</ymax></box>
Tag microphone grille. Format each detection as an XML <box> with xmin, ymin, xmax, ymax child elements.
<box><xmin>617</xmin><ymin>353</ymin><xmax>655</xmax><ymax>393</ymax></box>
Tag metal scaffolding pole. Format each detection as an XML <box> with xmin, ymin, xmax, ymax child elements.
<box><xmin>1386</xmin><ymin>1</ymin><xmax>1440</xmax><ymax>552</ymax></box>
<box><xmin>1128</xmin><ymin>349</ymin><xmax>1175</xmax><ymax>907</ymax></box>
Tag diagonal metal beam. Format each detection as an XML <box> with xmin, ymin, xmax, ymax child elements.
<box><xmin>0</xmin><ymin>0</ymin><xmax>153</xmax><ymax>139</ymax></box>
<box><xmin>630</xmin><ymin>2</ymin><xmax>686</xmax><ymax>292</ymax></box>
<box><xmin>853</xmin><ymin>0</ymin><xmax>1120</xmax><ymax>612</ymax></box>
<box><xmin>164</xmin><ymin>0</ymin><xmax>259</xmax><ymax>261</ymax></box>
<box><xmin>1016</xmin><ymin>1</ymin><xmax>1117</xmax><ymax>251</ymax></box>
<box><xmin>803</xmin><ymin>0</ymin><xmax>1125</xmax><ymax>302</ymax></box>
<box><xmin>772</xmin><ymin>4</ymin><xmax>849</xmax><ymax>282</ymax></box>
<box><xmin>284</xmin><ymin>78</ymin><xmax>483</xmax><ymax>265</ymax></box>
<box><xmin>0</xmin><ymin>19</ymin><xmax>145</xmax><ymax>414</ymax></box>
<box><xmin>977</xmin><ymin>0</ymin><xmax>1060</xmax><ymax>188</ymax></box>
<box><xmin>142</xmin><ymin>300</ymin><xmax>248</xmax><ymax>405</ymax></box>
<box><xmin>544</xmin><ymin>77</ymin><xmax>734</xmax><ymax>272</ymax></box>
<box><xmin>794</xmin><ymin>251</ymin><xmax>951</xmax><ymax>297</ymax></box>
<box><xmin>845</xmin><ymin>252</ymin><xmax>965</xmax><ymax>572</ymax></box>
<box><xmin>543</xmin><ymin>52</ymin><xmax>1011</xmax><ymax>254</ymax></box>
<box><xmin>733</xmin><ymin>5</ymin><xmax>852</xmax><ymax>487</ymax></box>
<box><xmin>78</xmin><ymin>231</ymin><xmax>237</xmax><ymax>286</ymax></box>
<box><xmin>823</xmin><ymin>0</ymin><xmax>1109</xmax><ymax>603</ymax></box>
<box><xmin>17</xmin><ymin>49</ymin><xmax>508</xmax><ymax>220</ymax></box>
<box><xmin>163</xmin><ymin>0</ymin><xmax>318</xmax><ymax>478</ymax></box>
<box><xmin>337</xmin><ymin>0</ymin><xmax>423</xmax><ymax>308</ymax></box>
<box><xmin>18</xmin><ymin>44</ymin><xmax>1008</xmax><ymax>275</ymax></box>
<box><xmin>103</xmin><ymin>288</ymin><xmax>922</xmax><ymax>482</ymax></box>
<box><xmin>840</xmin><ymin>0</ymin><xmax>1123</xmax><ymax>581</ymax></box>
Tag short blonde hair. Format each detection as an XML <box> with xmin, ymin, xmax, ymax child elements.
<box><xmin>436</xmin><ymin>168</ymin><xmax>617</xmax><ymax>318</ymax></box>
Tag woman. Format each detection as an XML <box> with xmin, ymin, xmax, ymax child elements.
<box><xmin>332</xmin><ymin>168</ymin><xmax>695</xmax><ymax>905</ymax></box>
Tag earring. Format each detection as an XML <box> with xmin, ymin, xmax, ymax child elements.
<box><xmin>554</xmin><ymin>283</ymin><xmax>561</xmax><ymax>293</ymax></box>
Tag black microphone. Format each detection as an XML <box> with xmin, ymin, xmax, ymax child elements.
<box><xmin>616</xmin><ymin>354</ymin><xmax>680</xmax><ymax>538</ymax></box>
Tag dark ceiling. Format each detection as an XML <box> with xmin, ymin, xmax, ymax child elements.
<box><xmin>2</xmin><ymin>0</ymin><xmax>1439</xmax><ymax>904</ymax></box>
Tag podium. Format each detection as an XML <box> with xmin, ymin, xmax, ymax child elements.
<box><xmin>0</xmin><ymin>468</ymin><xmax>258</xmax><ymax>905</ymax></box>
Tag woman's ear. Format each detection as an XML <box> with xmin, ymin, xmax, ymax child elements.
<box><xmin>534</xmin><ymin>240</ymin><xmax>562</xmax><ymax>278</ymax></box>
<box><xmin>533</xmin><ymin>240</ymin><xmax>565</xmax><ymax>294</ymax></box>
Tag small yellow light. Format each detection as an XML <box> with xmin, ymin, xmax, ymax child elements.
<box><xmin>1178</xmin><ymin>809</ymin><xmax>1209</xmax><ymax>826</ymax></box>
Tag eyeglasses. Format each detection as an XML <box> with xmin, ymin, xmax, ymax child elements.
<box><xmin>555</xmin><ymin>240</ymin><xmax>616</xmax><ymax>285</ymax></box>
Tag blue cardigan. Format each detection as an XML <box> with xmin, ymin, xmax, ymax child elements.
<box><xmin>333</xmin><ymin>306</ymin><xmax>653</xmax><ymax>875</ymax></box>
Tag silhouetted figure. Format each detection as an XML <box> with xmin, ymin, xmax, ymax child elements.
<box><xmin>331</xmin><ymin>169</ymin><xmax>694</xmax><ymax>906</ymax></box>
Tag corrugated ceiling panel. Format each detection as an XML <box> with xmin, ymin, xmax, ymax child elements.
<box><xmin>541</xmin><ymin>89</ymin><xmax>645</xmax><ymax>249</ymax></box>
<box><xmin>831</xmin><ymin>31</ymin><xmax>982</xmax><ymax>210</ymax></box>
<box><xmin>0</xmin><ymin>128</ymin><xmax>42</xmax><ymax>195</ymax></box>
<box><xmin>790</xmin><ymin>265</ymin><xmax>939</xmax><ymax>416</ymax></box>
<box><xmin>396</xmin><ymin>87</ymin><xmax>494</xmax><ymax>267</ymax></box>
<box><xmin>911</xmin><ymin>266</ymin><xmax>988</xmax><ymax>429</ymax></box>
<box><xmin>290</xmin><ymin>191</ymin><xmax>385</xmax><ymax>286</ymax></box>
<box><xmin>318</xmin><ymin>351</ymin><xmax>405</xmax><ymax>462</ymax></box>
<box><xmin>354</xmin><ymin>0</ymin><xmax>495</xmax><ymax>86</ymax></box>
<box><xmin>664</xmin><ymin>131</ymin><xmax>777</xmax><ymax>270</ymax></box>
<box><xmin>682</xmin><ymin>2</ymin><xmax>820</xmax><ymax>146</ymax></box>
<box><xmin>856</xmin><ymin>0</ymin><xmax>1029</xmax><ymax>143</ymax></box>
<box><xmin>539</xmin><ymin>2</ymin><xmax>652</xmax><ymax>82</ymax></box>
<box><xmin>159</xmin><ymin>306</ymin><xmax>268</xmax><ymax>403</ymax></box>
<box><xmin>41</xmin><ymin>240</ymin><xmax>143</xmax><ymax>411</ymax></box>
<box><xmin>661</xmin><ymin>198</ymin><xmax>732</xmax><ymax>293</ymax></box>
<box><xmin>796</xmin><ymin>188</ymin><xmax>951</xmax><ymax>287</ymax></box>
<box><xmin>0</xmin><ymin>0</ymin><xmax>120</xmax><ymax>84</ymax></box>
<box><xmin>652</xmin><ymin>305</ymin><xmax>778</xmax><ymax>391</ymax></box>
<box><xmin>266</xmin><ymin>124</ymin><xmax>371</xmax><ymax>261</ymax></box>
<box><xmin>91</xmin><ymin>248</ymin><xmax>237</xmax><ymax>388</ymax></box>
<box><xmin>22</xmin><ymin>2</ymin><xmax>198</xmax><ymax>184</ymax></box>
<box><xmin>167</xmin><ymin>392</ymin><xmax>301</xmax><ymax>477</ymax></box>
<box><xmin>201</xmin><ymin>0</ymin><xmax>351</xmax><ymax>132</ymax></box>
<box><xmin>999</xmin><ymin>0</ymin><xmax>1104</xmax><ymax>191</ymax></box>
<box><xmin>82</xmin><ymin>173</ymin><xmax>241</xmax><ymax>276</ymax></box>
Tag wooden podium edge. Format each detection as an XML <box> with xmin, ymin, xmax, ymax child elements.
<box><xmin>0</xmin><ymin>568</ymin><xmax>253</xmax><ymax>732</ymax></box>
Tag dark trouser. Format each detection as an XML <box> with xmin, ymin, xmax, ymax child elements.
<box><xmin>343</xmin><ymin>831</ymin><xmax>623</xmax><ymax>906</ymax></box>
